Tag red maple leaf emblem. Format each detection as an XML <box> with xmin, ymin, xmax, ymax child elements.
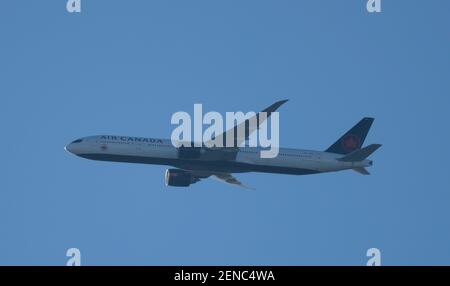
<box><xmin>341</xmin><ymin>134</ymin><xmax>360</xmax><ymax>151</ymax></box>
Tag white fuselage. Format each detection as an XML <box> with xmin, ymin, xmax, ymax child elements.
<box><xmin>65</xmin><ymin>135</ymin><xmax>372</xmax><ymax>175</ymax></box>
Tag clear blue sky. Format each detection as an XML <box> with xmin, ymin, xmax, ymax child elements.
<box><xmin>1</xmin><ymin>1</ymin><xmax>449</xmax><ymax>265</ymax></box>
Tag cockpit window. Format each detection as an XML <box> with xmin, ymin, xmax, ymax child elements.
<box><xmin>71</xmin><ymin>139</ymin><xmax>83</xmax><ymax>144</ymax></box>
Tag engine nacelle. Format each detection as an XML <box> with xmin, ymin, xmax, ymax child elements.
<box><xmin>165</xmin><ymin>169</ymin><xmax>194</xmax><ymax>187</ymax></box>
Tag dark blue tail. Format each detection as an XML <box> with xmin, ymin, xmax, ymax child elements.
<box><xmin>325</xmin><ymin>117</ymin><xmax>374</xmax><ymax>155</ymax></box>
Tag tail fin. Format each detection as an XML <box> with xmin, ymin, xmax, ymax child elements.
<box><xmin>338</xmin><ymin>144</ymin><xmax>382</xmax><ymax>162</ymax></box>
<box><xmin>325</xmin><ymin>117</ymin><xmax>374</xmax><ymax>155</ymax></box>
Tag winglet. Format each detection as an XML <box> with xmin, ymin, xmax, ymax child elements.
<box><xmin>261</xmin><ymin>99</ymin><xmax>289</xmax><ymax>115</ymax></box>
<box><xmin>212</xmin><ymin>100</ymin><xmax>289</xmax><ymax>148</ymax></box>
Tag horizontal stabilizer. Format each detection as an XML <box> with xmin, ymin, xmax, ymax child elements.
<box><xmin>353</xmin><ymin>167</ymin><xmax>370</xmax><ymax>175</ymax></box>
<box><xmin>338</xmin><ymin>144</ymin><xmax>382</xmax><ymax>162</ymax></box>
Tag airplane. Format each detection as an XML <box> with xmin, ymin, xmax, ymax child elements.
<box><xmin>65</xmin><ymin>100</ymin><xmax>381</xmax><ymax>188</ymax></box>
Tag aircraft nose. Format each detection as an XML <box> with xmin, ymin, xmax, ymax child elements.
<box><xmin>64</xmin><ymin>143</ymin><xmax>74</xmax><ymax>154</ymax></box>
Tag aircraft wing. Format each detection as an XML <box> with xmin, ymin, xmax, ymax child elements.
<box><xmin>212</xmin><ymin>173</ymin><xmax>253</xmax><ymax>189</ymax></box>
<box><xmin>183</xmin><ymin>170</ymin><xmax>212</xmax><ymax>186</ymax></box>
<box><xmin>205</xmin><ymin>99</ymin><xmax>288</xmax><ymax>148</ymax></box>
<box><xmin>173</xmin><ymin>169</ymin><xmax>252</xmax><ymax>189</ymax></box>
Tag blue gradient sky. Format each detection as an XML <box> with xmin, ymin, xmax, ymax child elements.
<box><xmin>1</xmin><ymin>1</ymin><xmax>450</xmax><ymax>265</ymax></box>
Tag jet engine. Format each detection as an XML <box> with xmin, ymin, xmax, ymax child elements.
<box><xmin>165</xmin><ymin>169</ymin><xmax>198</xmax><ymax>187</ymax></box>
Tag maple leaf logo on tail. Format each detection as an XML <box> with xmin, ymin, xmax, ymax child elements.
<box><xmin>341</xmin><ymin>134</ymin><xmax>361</xmax><ymax>152</ymax></box>
<box><xmin>325</xmin><ymin>117</ymin><xmax>374</xmax><ymax>155</ymax></box>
